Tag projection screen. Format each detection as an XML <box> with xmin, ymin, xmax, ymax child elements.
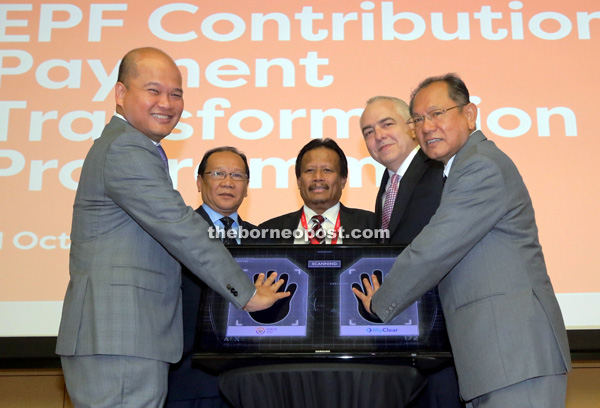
<box><xmin>1</xmin><ymin>0</ymin><xmax>599</xmax><ymax>339</ymax></box>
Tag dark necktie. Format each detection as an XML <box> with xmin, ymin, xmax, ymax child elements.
<box><xmin>310</xmin><ymin>215</ymin><xmax>326</xmax><ymax>244</ymax></box>
<box><xmin>382</xmin><ymin>173</ymin><xmax>400</xmax><ymax>230</ymax></box>
<box><xmin>220</xmin><ymin>217</ymin><xmax>238</xmax><ymax>245</ymax></box>
<box><xmin>156</xmin><ymin>144</ymin><xmax>169</xmax><ymax>171</ymax></box>
<box><xmin>443</xmin><ymin>175</ymin><xmax>447</xmax><ymax>186</ymax></box>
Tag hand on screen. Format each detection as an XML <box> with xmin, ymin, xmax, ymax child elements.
<box><xmin>242</xmin><ymin>271</ymin><xmax>291</xmax><ymax>312</ymax></box>
<box><xmin>249</xmin><ymin>271</ymin><xmax>297</xmax><ymax>324</ymax></box>
<box><xmin>352</xmin><ymin>271</ymin><xmax>382</xmax><ymax>323</ymax></box>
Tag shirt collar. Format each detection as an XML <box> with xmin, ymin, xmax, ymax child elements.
<box><xmin>444</xmin><ymin>130</ymin><xmax>477</xmax><ymax>177</ymax></box>
<box><xmin>113</xmin><ymin>112</ymin><xmax>162</xmax><ymax>146</ymax></box>
<box><xmin>202</xmin><ymin>204</ymin><xmax>239</xmax><ymax>227</ymax></box>
<box><xmin>113</xmin><ymin>112</ymin><xmax>126</xmax><ymax>122</ymax></box>
<box><xmin>444</xmin><ymin>156</ymin><xmax>455</xmax><ymax>178</ymax></box>
<box><xmin>388</xmin><ymin>145</ymin><xmax>420</xmax><ymax>178</ymax></box>
<box><xmin>303</xmin><ymin>202</ymin><xmax>340</xmax><ymax>224</ymax></box>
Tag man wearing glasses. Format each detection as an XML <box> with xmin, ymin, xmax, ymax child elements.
<box><xmin>166</xmin><ymin>146</ymin><xmax>258</xmax><ymax>408</ymax></box>
<box><xmin>354</xmin><ymin>74</ymin><xmax>570</xmax><ymax>408</ymax></box>
<box><xmin>195</xmin><ymin>146</ymin><xmax>256</xmax><ymax>246</ymax></box>
<box><xmin>360</xmin><ymin>97</ymin><xmax>462</xmax><ymax>408</ymax></box>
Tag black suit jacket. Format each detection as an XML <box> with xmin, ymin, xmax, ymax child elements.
<box><xmin>375</xmin><ymin>149</ymin><xmax>444</xmax><ymax>245</ymax></box>
<box><xmin>166</xmin><ymin>206</ymin><xmax>258</xmax><ymax>403</ymax></box>
<box><xmin>195</xmin><ymin>206</ymin><xmax>260</xmax><ymax>245</ymax></box>
<box><xmin>259</xmin><ymin>203</ymin><xmax>376</xmax><ymax>244</ymax></box>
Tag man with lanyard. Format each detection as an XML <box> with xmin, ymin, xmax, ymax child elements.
<box><xmin>259</xmin><ymin>138</ymin><xmax>376</xmax><ymax>245</ymax></box>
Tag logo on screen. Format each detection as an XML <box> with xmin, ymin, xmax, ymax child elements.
<box><xmin>308</xmin><ymin>260</ymin><xmax>341</xmax><ymax>268</ymax></box>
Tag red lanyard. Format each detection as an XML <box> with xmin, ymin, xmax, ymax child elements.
<box><xmin>300</xmin><ymin>211</ymin><xmax>341</xmax><ymax>245</ymax></box>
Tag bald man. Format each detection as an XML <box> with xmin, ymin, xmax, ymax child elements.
<box><xmin>56</xmin><ymin>47</ymin><xmax>288</xmax><ymax>407</ymax></box>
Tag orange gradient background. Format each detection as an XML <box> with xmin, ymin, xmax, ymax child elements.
<box><xmin>1</xmin><ymin>1</ymin><xmax>598</xmax><ymax>332</ymax></box>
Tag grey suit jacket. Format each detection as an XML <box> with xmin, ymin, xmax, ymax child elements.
<box><xmin>56</xmin><ymin>116</ymin><xmax>255</xmax><ymax>363</ymax></box>
<box><xmin>372</xmin><ymin>131</ymin><xmax>571</xmax><ymax>400</ymax></box>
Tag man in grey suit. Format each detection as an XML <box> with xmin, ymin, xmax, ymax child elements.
<box><xmin>360</xmin><ymin>96</ymin><xmax>462</xmax><ymax>408</ymax></box>
<box><xmin>56</xmin><ymin>47</ymin><xmax>288</xmax><ymax>407</ymax></box>
<box><xmin>354</xmin><ymin>74</ymin><xmax>571</xmax><ymax>408</ymax></box>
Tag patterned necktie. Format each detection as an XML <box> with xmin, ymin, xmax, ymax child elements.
<box><xmin>382</xmin><ymin>173</ymin><xmax>400</xmax><ymax>230</ymax></box>
<box><xmin>156</xmin><ymin>144</ymin><xmax>169</xmax><ymax>171</ymax></box>
<box><xmin>310</xmin><ymin>215</ymin><xmax>326</xmax><ymax>244</ymax></box>
<box><xmin>220</xmin><ymin>217</ymin><xmax>238</xmax><ymax>245</ymax></box>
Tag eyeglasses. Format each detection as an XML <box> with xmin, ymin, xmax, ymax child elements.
<box><xmin>406</xmin><ymin>105</ymin><xmax>465</xmax><ymax>128</ymax></box>
<box><xmin>203</xmin><ymin>171</ymin><xmax>248</xmax><ymax>181</ymax></box>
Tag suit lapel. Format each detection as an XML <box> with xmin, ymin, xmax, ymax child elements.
<box><xmin>451</xmin><ymin>131</ymin><xmax>486</xmax><ymax>176</ymax></box>
<box><xmin>287</xmin><ymin>209</ymin><xmax>304</xmax><ymax>231</ymax></box>
<box><xmin>338</xmin><ymin>203</ymin><xmax>351</xmax><ymax>230</ymax></box>
<box><xmin>282</xmin><ymin>209</ymin><xmax>304</xmax><ymax>243</ymax></box>
<box><xmin>386</xmin><ymin>151</ymin><xmax>428</xmax><ymax>236</ymax></box>
<box><xmin>119</xmin><ymin>117</ymin><xmax>173</xmax><ymax>182</ymax></box>
<box><xmin>375</xmin><ymin>171</ymin><xmax>389</xmax><ymax>230</ymax></box>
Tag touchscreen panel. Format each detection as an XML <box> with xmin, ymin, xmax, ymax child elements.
<box><xmin>195</xmin><ymin>245</ymin><xmax>448</xmax><ymax>356</ymax></box>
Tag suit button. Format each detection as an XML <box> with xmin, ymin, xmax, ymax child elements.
<box><xmin>385</xmin><ymin>310</ymin><xmax>390</xmax><ymax>315</ymax></box>
<box><xmin>391</xmin><ymin>302</ymin><xmax>396</xmax><ymax>307</ymax></box>
<box><xmin>233</xmin><ymin>291</ymin><xmax>238</xmax><ymax>296</ymax></box>
<box><xmin>227</xmin><ymin>284</ymin><xmax>232</xmax><ymax>289</ymax></box>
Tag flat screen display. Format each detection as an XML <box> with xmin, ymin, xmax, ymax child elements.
<box><xmin>194</xmin><ymin>245</ymin><xmax>450</xmax><ymax>366</ymax></box>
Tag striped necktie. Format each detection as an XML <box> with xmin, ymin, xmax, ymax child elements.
<box><xmin>156</xmin><ymin>144</ymin><xmax>169</xmax><ymax>171</ymax></box>
<box><xmin>220</xmin><ymin>217</ymin><xmax>238</xmax><ymax>245</ymax></box>
<box><xmin>382</xmin><ymin>173</ymin><xmax>400</xmax><ymax>230</ymax></box>
<box><xmin>310</xmin><ymin>215</ymin><xmax>326</xmax><ymax>244</ymax></box>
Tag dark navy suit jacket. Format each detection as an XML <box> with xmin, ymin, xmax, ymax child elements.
<box><xmin>166</xmin><ymin>206</ymin><xmax>258</xmax><ymax>405</ymax></box>
<box><xmin>375</xmin><ymin>149</ymin><xmax>443</xmax><ymax>245</ymax></box>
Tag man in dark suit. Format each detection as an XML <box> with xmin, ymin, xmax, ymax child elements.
<box><xmin>166</xmin><ymin>146</ymin><xmax>258</xmax><ymax>408</ymax></box>
<box><xmin>355</xmin><ymin>74</ymin><xmax>570</xmax><ymax>408</ymax></box>
<box><xmin>259</xmin><ymin>138</ymin><xmax>375</xmax><ymax>244</ymax></box>
<box><xmin>361</xmin><ymin>96</ymin><xmax>444</xmax><ymax>245</ymax></box>
<box><xmin>360</xmin><ymin>96</ymin><xmax>462</xmax><ymax>408</ymax></box>
<box><xmin>55</xmin><ymin>48</ymin><xmax>288</xmax><ymax>408</ymax></box>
